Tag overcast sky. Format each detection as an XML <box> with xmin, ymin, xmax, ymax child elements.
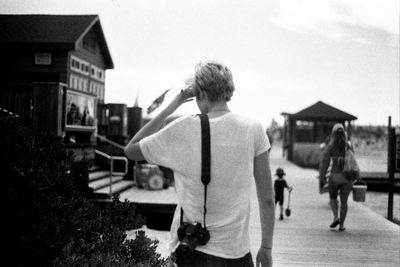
<box><xmin>1</xmin><ymin>0</ymin><xmax>399</xmax><ymax>126</ymax></box>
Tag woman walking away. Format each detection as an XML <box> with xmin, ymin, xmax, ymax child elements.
<box><xmin>125</xmin><ymin>60</ymin><xmax>275</xmax><ymax>267</ymax></box>
<box><xmin>319</xmin><ymin>123</ymin><xmax>356</xmax><ymax>231</ymax></box>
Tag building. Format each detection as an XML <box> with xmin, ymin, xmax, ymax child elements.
<box><xmin>281</xmin><ymin>101</ymin><xmax>357</xmax><ymax>168</ymax></box>
<box><xmin>0</xmin><ymin>14</ymin><xmax>114</xmax><ymax>142</ymax></box>
<box><xmin>0</xmin><ymin>14</ymin><xmax>113</xmax><ymax>103</ymax></box>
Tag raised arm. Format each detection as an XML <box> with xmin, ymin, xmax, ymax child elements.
<box><xmin>254</xmin><ymin>151</ymin><xmax>275</xmax><ymax>267</ymax></box>
<box><xmin>124</xmin><ymin>89</ymin><xmax>194</xmax><ymax>161</ymax></box>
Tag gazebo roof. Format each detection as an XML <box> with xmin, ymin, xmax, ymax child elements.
<box><xmin>282</xmin><ymin>101</ymin><xmax>357</xmax><ymax>121</ymax></box>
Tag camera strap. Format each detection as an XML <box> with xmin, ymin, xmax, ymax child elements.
<box><xmin>180</xmin><ymin>114</ymin><xmax>211</xmax><ymax>228</ymax></box>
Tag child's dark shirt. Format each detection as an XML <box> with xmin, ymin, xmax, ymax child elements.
<box><xmin>274</xmin><ymin>178</ymin><xmax>288</xmax><ymax>200</ymax></box>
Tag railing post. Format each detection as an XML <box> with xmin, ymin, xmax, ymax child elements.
<box><xmin>95</xmin><ymin>150</ymin><xmax>129</xmax><ymax>197</ymax></box>
<box><xmin>387</xmin><ymin>122</ymin><xmax>395</xmax><ymax>222</ymax></box>
<box><xmin>110</xmin><ymin>158</ymin><xmax>114</xmax><ymax>196</ymax></box>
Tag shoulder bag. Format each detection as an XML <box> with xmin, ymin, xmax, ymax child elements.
<box><xmin>343</xmin><ymin>148</ymin><xmax>360</xmax><ymax>181</ymax></box>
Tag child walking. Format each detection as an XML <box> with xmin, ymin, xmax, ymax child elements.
<box><xmin>274</xmin><ymin>168</ymin><xmax>293</xmax><ymax>220</ymax></box>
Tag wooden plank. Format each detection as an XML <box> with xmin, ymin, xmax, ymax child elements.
<box><xmin>95</xmin><ymin>180</ymin><xmax>134</xmax><ymax>195</ymax></box>
<box><xmin>89</xmin><ymin>170</ymin><xmax>111</xmax><ymax>181</ymax></box>
<box><xmin>89</xmin><ymin>176</ymin><xmax>123</xmax><ymax>190</ymax></box>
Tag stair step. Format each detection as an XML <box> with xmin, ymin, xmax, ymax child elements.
<box><xmin>88</xmin><ymin>165</ymin><xmax>101</xmax><ymax>172</ymax></box>
<box><xmin>89</xmin><ymin>176</ymin><xmax>124</xmax><ymax>191</ymax></box>
<box><xmin>94</xmin><ymin>180</ymin><xmax>135</xmax><ymax>196</ymax></box>
<box><xmin>89</xmin><ymin>171</ymin><xmax>111</xmax><ymax>182</ymax></box>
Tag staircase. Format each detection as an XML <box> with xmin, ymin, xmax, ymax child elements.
<box><xmin>89</xmin><ymin>150</ymin><xmax>134</xmax><ymax>200</ymax></box>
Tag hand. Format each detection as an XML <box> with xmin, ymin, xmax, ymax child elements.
<box><xmin>256</xmin><ymin>247</ymin><xmax>272</xmax><ymax>267</ymax></box>
<box><xmin>289</xmin><ymin>187</ymin><xmax>293</xmax><ymax>192</ymax></box>
<box><xmin>169</xmin><ymin>80</ymin><xmax>195</xmax><ymax>108</ymax></box>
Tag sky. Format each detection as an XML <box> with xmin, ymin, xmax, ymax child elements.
<box><xmin>1</xmin><ymin>0</ymin><xmax>399</xmax><ymax>127</ymax></box>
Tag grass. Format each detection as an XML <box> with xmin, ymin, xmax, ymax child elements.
<box><xmin>351</xmin><ymin>137</ymin><xmax>399</xmax><ymax>224</ymax></box>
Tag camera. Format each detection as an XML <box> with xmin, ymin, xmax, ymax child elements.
<box><xmin>177</xmin><ymin>222</ymin><xmax>210</xmax><ymax>252</ymax></box>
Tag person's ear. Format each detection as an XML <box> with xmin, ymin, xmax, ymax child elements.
<box><xmin>198</xmin><ymin>89</ymin><xmax>207</xmax><ymax>101</ymax></box>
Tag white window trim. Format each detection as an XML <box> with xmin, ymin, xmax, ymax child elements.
<box><xmin>35</xmin><ymin>53</ymin><xmax>52</xmax><ymax>65</ymax></box>
<box><xmin>70</xmin><ymin>55</ymin><xmax>90</xmax><ymax>76</ymax></box>
<box><xmin>90</xmin><ymin>64</ymin><xmax>105</xmax><ymax>82</ymax></box>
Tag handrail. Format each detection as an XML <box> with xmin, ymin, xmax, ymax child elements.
<box><xmin>96</xmin><ymin>134</ymin><xmax>126</xmax><ymax>150</ymax></box>
<box><xmin>0</xmin><ymin>107</ymin><xmax>20</xmax><ymax>118</ymax></box>
<box><xmin>95</xmin><ymin>149</ymin><xmax>129</xmax><ymax>195</ymax></box>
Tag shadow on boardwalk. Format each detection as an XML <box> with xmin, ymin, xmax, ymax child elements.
<box><xmin>249</xmin><ymin>145</ymin><xmax>400</xmax><ymax>266</ymax></box>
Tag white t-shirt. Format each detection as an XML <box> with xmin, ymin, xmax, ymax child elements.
<box><xmin>139</xmin><ymin>112</ymin><xmax>270</xmax><ymax>258</ymax></box>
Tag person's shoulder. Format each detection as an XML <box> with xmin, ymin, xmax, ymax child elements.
<box><xmin>161</xmin><ymin>114</ymin><xmax>196</xmax><ymax>129</ymax></box>
<box><xmin>229</xmin><ymin>113</ymin><xmax>264</xmax><ymax>128</ymax></box>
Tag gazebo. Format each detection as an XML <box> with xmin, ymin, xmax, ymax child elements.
<box><xmin>281</xmin><ymin>101</ymin><xmax>357</xmax><ymax>168</ymax></box>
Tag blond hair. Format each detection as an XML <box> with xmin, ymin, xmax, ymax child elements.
<box><xmin>193</xmin><ymin>60</ymin><xmax>235</xmax><ymax>102</ymax></box>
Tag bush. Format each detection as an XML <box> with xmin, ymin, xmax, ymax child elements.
<box><xmin>293</xmin><ymin>143</ymin><xmax>321</xmax><ymax>169</ymax></box>
<box><xmin>0</xmin><ymin>117</ymin><xmax>167</xmax><ymax>266</ymax></box>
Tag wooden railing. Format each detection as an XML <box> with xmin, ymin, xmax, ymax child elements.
<box><xmin>95</xmin><ymin>150</ymin><xmax>129</xmax><ymax>195</ymax></box>
<box><xmin>0</xmin><ymin>85</ymin><xmax>33</xmax><ymax>126</ymax></box>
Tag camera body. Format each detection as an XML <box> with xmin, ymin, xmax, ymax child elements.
<box><xmin>177</xmin><ymin>222</ymin><xmax>210</xmax><ymax>252</ymax></box>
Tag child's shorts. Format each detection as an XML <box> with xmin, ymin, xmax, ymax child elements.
<box><xmin>275</xmin><ymin>196</ymin><xmax>284</xmax><ymax>206</ymax></box>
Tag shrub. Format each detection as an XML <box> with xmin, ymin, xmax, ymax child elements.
<box><xmin>0</xmin><ymin>117</ymin><xmax>166</xmax><ymax>266</ymax></box>
<box><xmin>293</xmin><ymin>143</ymin><xmax>321</xmax><ymax>169</ymax></box>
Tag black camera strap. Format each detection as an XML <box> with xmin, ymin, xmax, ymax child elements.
<box><xmin>180</xmin><ymin>114</ymin><xmax>211</xmax><ymax>228</ymax></box>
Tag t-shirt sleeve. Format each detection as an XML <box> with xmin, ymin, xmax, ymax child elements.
<box><xmin>139</xmin><ymin>117</ymin><xmax>186</xmax><ymax>170</ymax></box>
<box><xmin>253</xmin><ymin>122</ymin><xmax>271</xmax><ymax>157</ymax></box>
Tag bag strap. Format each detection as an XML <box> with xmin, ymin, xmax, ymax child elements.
<box><xmin>180</xmin><ymin>114</ymin><xmax>211</xmax><ymax>228</ymax></box>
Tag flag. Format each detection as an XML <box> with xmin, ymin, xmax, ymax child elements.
<box><xmin>147</xmin><ymin>89</ymin><xmax>170</xmax><ymax>114</ymax></box>
<box><xmin>134</xmin><ymin>94</ymin><xmax>139</xmax><ymax>107</ymax></box>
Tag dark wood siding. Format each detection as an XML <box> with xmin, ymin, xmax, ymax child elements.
<box><xmin>75</xmin><ymin>28</ymin><xmax>107</xmax><ymax>69</ymax></box>
<box><xmin>0</xmin><ymin>47</ymin><xmax>69</xmax><ymax>84</ymax></box>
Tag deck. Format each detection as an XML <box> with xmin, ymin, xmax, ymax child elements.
<box><xmin>360</xmin><ymin>171</ymin><xmax>400</xmax><ymax>191</ymax></box>
<box><xmin>119</xmin><ymin>186</ymin><xmax>177</xmax><ymax>213</ymax></box>
<box><xmin>126</xmin><ymin>145</ymin><xmax>400</xmax><ymax>266</ymax></box>
<box><xmin>252</xmin><ymin>148</ymin><xmax>400</xmax><ymax>266</ymax></box>
<box><xmin>119</xmin><ymin>186</ymin><xmax>177</xmax><ymax>230</ymax></box>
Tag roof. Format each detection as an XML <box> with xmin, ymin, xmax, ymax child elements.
<box><xmin>282</xmin><ymin>101</ymin><xmax>357</xmax><ymax>121</ymax></box>
<box><xmin>0</xmin><ymin>14</ymin><xmax>113</xmax><ymax>69</ymax></box>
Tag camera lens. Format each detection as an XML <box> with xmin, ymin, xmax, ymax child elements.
<box><xmin>185</xmin><ymin>224</ymin><xmax>197</xmax><ymax>236</ymax></box>
<box><xmin>180</xmin><ymin>236</ymin><xmax>198</xmax><ymax>252</ymax></box>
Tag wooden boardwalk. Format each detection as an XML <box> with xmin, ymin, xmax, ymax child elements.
<box><xmin>248</xmin><ymin>147</ymin><xmax>400</xmax><ymax>266</ymax></box>
<box><xmin>125</xmin><ymin>146</ymin><xmax>400</xmax><ymax>266</ymax></box>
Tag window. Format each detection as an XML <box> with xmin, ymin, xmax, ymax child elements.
<box><xmin>35</xmin><ymin>53</ymin><xmax>52</xmax><ymax>65</ymax></box>
<box><xmin>296</xmin><ymin>121</ymin><xmax>314</xmax><ymax>130</ymax></box>
<box><xmin>70</xmin><ymin>55</ymin><xmax>90</xmax><ymax>75</ymax></box>
<box><xmin>90</xmin><ymin>65</ymin><xmax>105</xmax><ymax>82</ymax></box>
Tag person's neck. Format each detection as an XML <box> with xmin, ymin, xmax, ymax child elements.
<box><xmin>206</xmin><ymin>104</ymin><xmax>230</xmax><ymax>119</ymax></box>
<box><xmin>207</xmin><ymin>102</ymin><xmax>230</xmax><ymax>114</ymax></box>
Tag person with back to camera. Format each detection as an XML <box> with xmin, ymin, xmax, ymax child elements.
<box><xmin>273</xmin><ymin>168</ymin><xmax>293</xmax><ymax>220</ymax></box>
<box><xmin>319</xmin><ymin>123</ymin><xmax>360</xmax><ymax>231</ymax></box>
<box><xmin>124</xmin><ymin>60</ymin><xmax>275</xmax><ymax>267</ymax></box>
